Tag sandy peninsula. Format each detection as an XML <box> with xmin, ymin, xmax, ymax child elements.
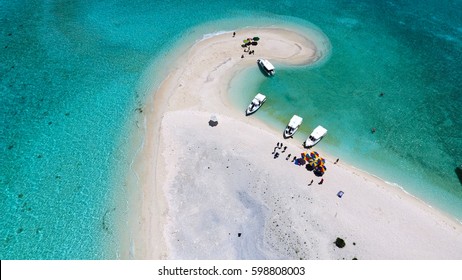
<box><xmin>130</xmin><ymin>27</ymin><xmax>462</xmax><ymax>259</ymax></box>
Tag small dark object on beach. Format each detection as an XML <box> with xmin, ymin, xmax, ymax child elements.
<box><xmin>308</xmin><ymin>180</ymin><xmax>313</xmax><ymax>186</ymax></box>
<box><xmin>274</xmin><ymin>152</ymin><xmax>279</xmax><ymax>159</ymax></box>
<box><xmin>292</xmin><ymin>156</ymin><xmax>296</xmax><ymax>162</ymax></box>
<box><xmin>334</xmin><ymin>158</ymin><xmax>339</xmax><ymax>164</ymax></box>
<box><xmin>282</xmin><ymin>146</ymin><xmax>287</xmax><ymax>152</ymax></box>
<box><xmin>241</xmin><ymin>54</ymin><xmax>244</xmax><ymax>58</ymax></box>
<box><xmin>233</xmin><ymin>32</ymin><xmax>236</xmax><ymax>37</ymax></box>
<box><xmin>335</xmin><ymin>237</ymin><xmax>346</xmax><ymax>248</ymax></box>
<box><xmin>286</xmin><ymin>153</ymin><xmax>291</xmax><ymax>160</ymax></box>
<box><xmin>238</xmin><ymin>233</ymin><xmax>241</xmax><ymax>237</ymax></box>
<box><xmin>318</xmin><ymin>178</ymin><xmax>324</xmax><ymax>185</ymax></box>
<box><xmin>209</xmin><ymin>115</ymin><xmax>218</xmax><ymax>127</ymax></box>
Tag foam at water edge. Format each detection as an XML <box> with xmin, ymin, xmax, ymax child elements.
<box><xmin>200</xmin><ymin>30</ymin><xmax>233</xmax><ymax>41</ymax></box>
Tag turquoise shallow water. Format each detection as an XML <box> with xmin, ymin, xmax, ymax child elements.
<box><xmin>1</xmin><ymin>0</ymin><xmax>461</xmax><ymax>259</ymax></box>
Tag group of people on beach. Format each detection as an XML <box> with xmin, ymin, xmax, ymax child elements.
<box><xmin>246</xmin><ymin>49</ymin><xmax>255</xmax><ymax>55</ymax></box>
<box><xmin>233</xmin><ymin>31</ymin><xmax>257</xmax><ymax>58</ymax></box>
<box><xmin>272</xmin><ymin>142</ymin><xmax>287</xmax><ymax>159</ymax></box>
<box><xmin>241</xmin><ymin>50</ymin><xmax>255</xmax><ymax>58</ymax></box>
<box><xmin>271</xmin><ymin>142</ymin><xmax>326</xmax><ymax>185</ymax></box>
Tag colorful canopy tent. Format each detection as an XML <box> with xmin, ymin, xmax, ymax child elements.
<box><xmin>304</xmin><ymin>150</ymin><xmax>327</xmax><ymax>176</ymax></box>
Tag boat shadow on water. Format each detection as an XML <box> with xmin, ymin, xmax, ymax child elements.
<box><xmin>455</xmin><ymin>165</ymin><xmax>462</xmax><ymax>187</ymax></box>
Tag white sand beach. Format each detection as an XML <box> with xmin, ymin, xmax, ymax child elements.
<box><xmin>131</xmin><ymin>27</ymin><xmax>462</xmax><ymax>259</ymax></box>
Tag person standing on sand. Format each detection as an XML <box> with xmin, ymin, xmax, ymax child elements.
<box><xmin>308</xmin><ymin>179</ymin><xmax>313</xmax><ymax>186</ymax></box>
<box><xmin>318</xmin><ymin>178</ymin><xmax>324</xmax><ymax>185</ymax></box>
<box><xmin>233</xmin><ymin>32</ymin><xmax>236</xmax><ymax>37</ymax></box>
<box><xmin>334</xmin><ymin>158</ymin><xmax>339</xmax><ymax>164</ymax></box>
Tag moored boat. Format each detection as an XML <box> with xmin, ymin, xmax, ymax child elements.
<box><xmin>245</xmin><ymin>93</ymin><xmax>267</xmax><ymax>116</ymax></box>
<box><xmin>304</xmin><ymin>125</ymin><xmax>328</xmax><ymax>148</ymax></box>
<box><xmin>283</xmin><ymin>115</ymin><xmax>303</xmax><ymax>138</ymax></box>
<box><xmin>257</xmin><ymin>58</ymin><xmax>275</xmax><ymax>76</ymax></box>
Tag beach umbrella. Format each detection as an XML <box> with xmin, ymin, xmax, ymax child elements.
<box><xmin>243</xmin><ymin>39</ymin><xmax>250</xmax><ymax>43</ymax></box>
<box><xmin>310</xmin><ymin>152</ymin><xmax>319</xmax><ymax>161</ymax></box>
<box><xmin>305</xmin><ymin>164</ymin><xmax>314</xmax><ymax>171</ymax></box>
<box><xmin>313</xmin><ymin>169</ymin><xmax>324</xmax><ymax>177</ymax></box>
<box><xmin>308</xmin><ymin>160</ymin><xmax>317</xmax><ymax>167</ymax></box>
<box><xmin>253</xmin><ymin>37</ymin><xmax>260</xmax><ymax>41</ymax></box>
<box><xmin>317</xmin><ymin>165</ymin><xmax>326</xmax><ymax>172</ymax></box>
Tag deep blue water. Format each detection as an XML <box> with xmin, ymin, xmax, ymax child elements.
<box><xmin>1</xmin><ymin>0</ymin><xmax>461</xmax><ymax>259</ymax></box>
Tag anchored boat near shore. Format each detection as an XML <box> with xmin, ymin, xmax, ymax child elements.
<box><xmin>283</xmin><ymin>115</ymin><xmax>303</xmax><ymax>139</ymax></box>
<box><xmin>257</xmin><ymin>58</ymin><xmax>275</xmax><ymax>76</ymax></box>
<box><xmin>304</xmin><ymin>125</ymin><xmax>328</xmax><ymax>148</ymax></box>
<box><xmin>245</xmin><ymin>93</ymin><xmax>267</xmax><ymax>116</ymax></box>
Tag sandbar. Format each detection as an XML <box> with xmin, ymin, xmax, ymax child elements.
<box><xmin>131</xmin><ymin>27</ymin><xmax>462</xmax><ymax>259</ymax></box>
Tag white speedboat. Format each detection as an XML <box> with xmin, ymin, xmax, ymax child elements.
<box><xmin>245</xmin><ymin>93</ymin><xmax>266</xmax><ymax>116</ymax></box>
<box><xmin>257</xmin><ymin>58</ymin><xmax>275</xmax><ymax>76</ymax></box>
<box><xmin>283</xmin><ymin>115</ymin><xmax>303</xmax><ymax>138</ymax></box>
<box><xmin>304</xmin><ymin>125</ymin><xmax>328</xmax><ymax>148</ymax></box>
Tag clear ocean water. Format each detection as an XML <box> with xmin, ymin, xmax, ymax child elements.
<box><xmin>1</xmin><ymin>0</ymin><xmax>461</xmax><ymax>259</ymax></box>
